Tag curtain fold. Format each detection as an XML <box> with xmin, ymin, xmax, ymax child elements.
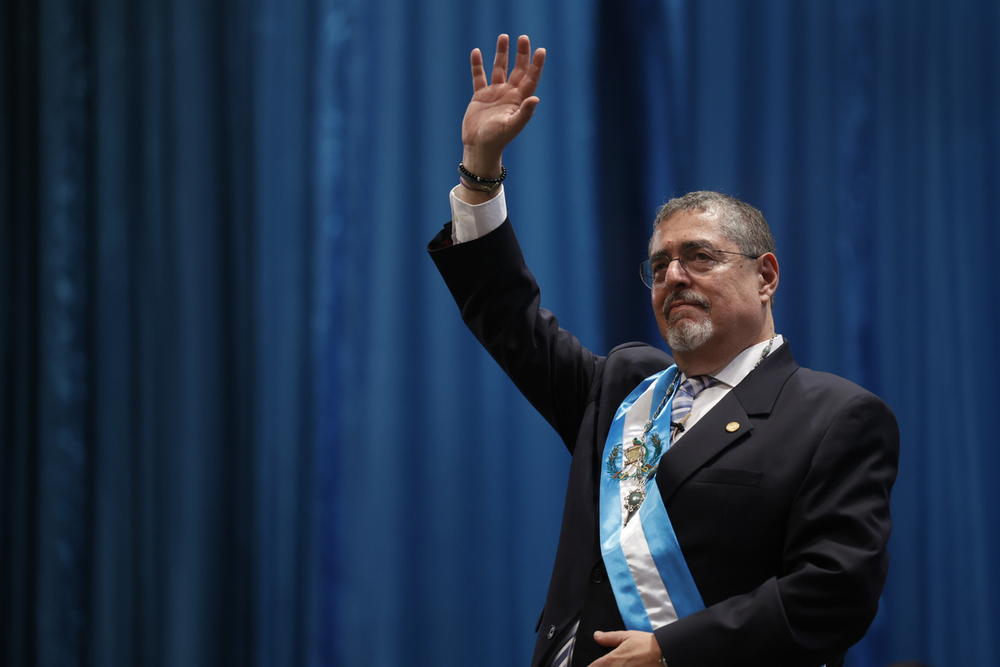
<box><xmin>3</xmin><ymin>1</ymin><xmax>999</xmax><ymax>667</ymax></box>
<box><xmin>332</xmin><ymin>4</ymin><xmax>600</xmax><ymax>665</ymax></box>
<box><xmin>3</xmin><ymin>0</ymin><xmax>330</xmax><ymax>665</ymax></box>
<box><xmin>596</xmin><ymin>2</ymin><xmax>1000</xmax><ymax>666</ymax></box>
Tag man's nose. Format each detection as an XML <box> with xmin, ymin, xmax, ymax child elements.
<box><xmin>664</xmin><ymin>257</ymin><xmax>689</xmax><ymax>289</ymax></box>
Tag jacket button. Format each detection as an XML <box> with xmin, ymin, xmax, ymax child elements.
<box><xmin>591</xmin><ymin>564</ymin><xmax>605</xmax><ymax>584</ymax></box>
<box><xmin>546</xmin><ymin>625</ymin><xmax>556</xmax><ymax>640</ymax></box>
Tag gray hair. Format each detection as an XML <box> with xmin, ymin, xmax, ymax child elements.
<box><xmin>650</xmin><ymin>191</ymin><xmax>776</xmax><ymax>259</ymax></box>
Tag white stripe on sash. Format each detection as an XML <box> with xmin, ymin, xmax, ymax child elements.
<box><xmin>615</xmin><ymin>376</ymin><xmax>679</xmax><ymax>627</ymax></box>
<box><xmin>600</xmin><ymin>367</ymin><xmax>705</xmax><ymax>632</ymax></box>
<box><xmin>616</xmin><ymin>383</ymin><xmax>655</xmax><ymax>525</ymax></box>
<box><xmin>621</xmin><ymin>515</ymin><xmax>679</xmax><ymax>627</ymax></box>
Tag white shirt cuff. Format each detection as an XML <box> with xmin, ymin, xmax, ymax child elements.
<box><xmin>449</xmin><ymin>185</ymin><xmax>508</xmax><ymax>244</ymax></box>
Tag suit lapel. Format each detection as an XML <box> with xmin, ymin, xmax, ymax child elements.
<box><xmin>654</xmin><ymin>343</ymin><xmax>799</xmax><ymax>505</ymax></box>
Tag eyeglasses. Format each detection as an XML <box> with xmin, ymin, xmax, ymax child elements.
<box><xmin>639</xmin><ymin>246</ymin><xmax>759</xmax><ymax>289</ymax></box>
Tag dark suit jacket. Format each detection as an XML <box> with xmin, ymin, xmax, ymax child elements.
<box><xmin>429</xmin><ymin>220</ymin><xmax>899</xmax><ymax>667</ymax></box>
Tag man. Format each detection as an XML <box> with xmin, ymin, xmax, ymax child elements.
<box><xmin>428</xmin><ymin>35</ymin><xmax>898</xmax><ymax>667</ymax></box>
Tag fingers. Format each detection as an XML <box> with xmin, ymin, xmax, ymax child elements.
<box><xmin>507</xmin><ymin>37</ymin><xmax>545</xmax><ymax>96</ymax></box>
<box><xmin>505</xmin><ymin>96</ymin><xmax>540</xmax><ymax>137</ymax></box>
<box><xmin>593</xmin><ymin>630</ymin><xmax>627</xmax><ymax>648</ymax></box>
<box><xmin>523</xmin><ymin>46</ymin><xmax>546</xmax><ymax>92</ymax></box>
<box><xmin>472</xmin><ymin>34</ymin><xmax>545</xmax><ymax>94</ymax></box>
<box><xmin>470</xmin><ymin>48</ymin><xmax>487</xmax><ymax>92</ymax></box>
<box><xmin>590</xmin><ymin>630</ymin><xmax>662</xmax><ymax>667</ymax></box>
<box><xmin>511</xmin><ymin>34</ymin><xmax>532</xmax><ymax>77</ymax></box>
<box><xmin>588</xmin><ymin>631</ymin><xmax>628</xmax><ymax>667</ymax></box>
<box><xmin>491</xmin><ymin>34</ymin><xmax>510</xmax><ymax>85</ymax></box>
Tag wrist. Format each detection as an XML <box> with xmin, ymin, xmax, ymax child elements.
<box><xmin>460</xmin><ymin>146</ymin><xmax>503</xmax><ymax>180</ymax></box>
<box><xmin>655</xmin><ymin>636</ymin><xmax>668</xmax><ymax>666</ymax></box>
<box><xmin>453</xmin><ymin>180</ymin><xmax>502</xmax><ymax>206</ymax></box>
<box><xmin>458</xmin><ymin>162</ymin><xmax>506</xmax><ymax>193</ymax></box>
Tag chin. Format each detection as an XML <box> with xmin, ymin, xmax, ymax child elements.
<box><xmin>666</xmin><ymin>319</ymin><xmax>713</xmax><ymax>352</ymax></box>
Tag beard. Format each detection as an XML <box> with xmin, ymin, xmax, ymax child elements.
<box><xmin>666</xmin><ymin>318</ymin><xmax>713</xmax><ymax>351</ymax></box>
<box><xmin>663</xmin><ymin>290</ymin><xmax>713</xmax><ymax>352</ymax></box>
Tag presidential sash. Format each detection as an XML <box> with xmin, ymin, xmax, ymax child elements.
<box><xmin>599</xmin><ymin>366</ymin><xmax>705</xmax><ymax>631</ymax></box>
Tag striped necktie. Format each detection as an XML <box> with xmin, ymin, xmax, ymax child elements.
<box><xmin>549</xmin><ymin>619</ymin><xmax>579</xmax><ymax>667</ymax></box>
<box><xmin>670</xmin><ymin>375</ymin><xmax>719</xmax><ymax>438</ymax></box>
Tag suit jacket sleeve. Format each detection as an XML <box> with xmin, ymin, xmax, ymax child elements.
<box><xmin>428</xmin><ymin>219</ymin><xmax>600</xmax><ymax>450</ymax></box>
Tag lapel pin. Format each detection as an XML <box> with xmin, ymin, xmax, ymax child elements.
<box><xmin>726</xmin><ymin>422</ymin><xmax>740</xmax><ymax>433</ymax></box>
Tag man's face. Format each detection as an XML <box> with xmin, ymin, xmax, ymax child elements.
<box><xmin>649</xmin><ymin>209</ymin><xmax>766</xmax><ymax>357</ymax></box>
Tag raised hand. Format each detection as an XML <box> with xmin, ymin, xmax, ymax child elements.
<box><xmin>460</xmin><ymin>34</ymin><xmax>546</xmax><ymax>180</ymax></box>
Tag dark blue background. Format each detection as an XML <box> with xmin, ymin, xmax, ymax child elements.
<box><xmin>3</xmin><ymin>1</ymin><xmax>998</xmax><ymax>666</ymax></box>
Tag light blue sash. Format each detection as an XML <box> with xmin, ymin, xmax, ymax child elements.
<box><xmin>599</xmin><ymin>366</ymin><xmax>705</xmax><ymax>631</ymax></box>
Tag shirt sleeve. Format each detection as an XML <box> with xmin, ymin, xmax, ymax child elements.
<box><xmin>449</xmin><ymin>185</ymin><xmax>508</xmax><ymax>244</ymax></box>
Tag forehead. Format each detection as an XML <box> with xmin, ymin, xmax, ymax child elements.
<box><xmin>650</xmin><ymin>209</ymin><xmax>728</xmax><ymax>254</ymax></box>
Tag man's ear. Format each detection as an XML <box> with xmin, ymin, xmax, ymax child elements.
<box><xmin>758</xmin><ymin>253</ymin><xmax>779</xmax><ymax>305</ymax></box>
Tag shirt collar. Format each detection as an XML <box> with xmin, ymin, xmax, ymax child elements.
<box><xmin>682</xmin><ymin>334</ymin><xmax>785</xmax><ymax>389</ymax></box>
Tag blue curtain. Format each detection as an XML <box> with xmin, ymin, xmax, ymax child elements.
<box><xmin>333</xmin><ymin>4</ymin><xmax>600</xmax><ymax>666</ymax></box>
<box><xmin>595</xmin><ymin>3</ymin><xmax>1000</xmax><ymax>667</ymax></box>
<box><xmin>3</xmin><ymin>1</ymin><xmax>998</xmax><ymax>667</ymax></box>
<box><xmin>3</xmin><ymin>0</ymin><xmax>336</xmax><ymax>664</ymax></box>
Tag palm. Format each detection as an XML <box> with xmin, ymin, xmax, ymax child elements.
<box><xmin>461</xmin><ymin>35</ymin><xmax>546</xmax><ymax>161</ymax></box>
<box><xmin>463</xmin><ymin>88</ymin><xmax>530</xmax><ymax>149</ymax></box>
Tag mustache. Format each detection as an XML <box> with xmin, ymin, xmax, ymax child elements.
<box><xmin>663</xmin><ymin>290</ymin><xmax>711</xmax><ymax>317</ymax></box>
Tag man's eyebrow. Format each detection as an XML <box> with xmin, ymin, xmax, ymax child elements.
<box><xmin>680</xmin><ymin>239</ymin><xmax>716</xmax><ymax>250</ymax></box>
<box><xmin>649</xmin><ymin>240</ymin><xmax>716</xmax><ymax>259</ymax></box>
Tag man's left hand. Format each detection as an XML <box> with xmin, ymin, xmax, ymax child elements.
<box><xmin>589</xmin><ymin>630</ymin><xmax>664</xmax><ymax>666</ymax></box>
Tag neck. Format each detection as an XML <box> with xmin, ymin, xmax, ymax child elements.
<box><xmin>673</xmin><ymin>325</ymin><xmax>775</xmax><ymax>377</ymax></box>
<box><xmin>673</xmin><ymin>349</ymin><xmax>737</xmax><ymax>378</ymax></box>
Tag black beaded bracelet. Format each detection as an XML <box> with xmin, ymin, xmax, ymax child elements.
<box><xmin>458</xmin><ymin>162</ymin><xmax>506</xmax><ymax>192</ymax></box>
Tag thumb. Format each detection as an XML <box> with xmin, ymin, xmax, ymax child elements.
<box><xmin>593</xmin><ymin>630</ymin><xmax>627</xmax><ymax>648</ymax></box>
<box><xmin>506</xmin><ymin>96</ymin><xmax>540</xmax><ymax>136</ymax></box>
